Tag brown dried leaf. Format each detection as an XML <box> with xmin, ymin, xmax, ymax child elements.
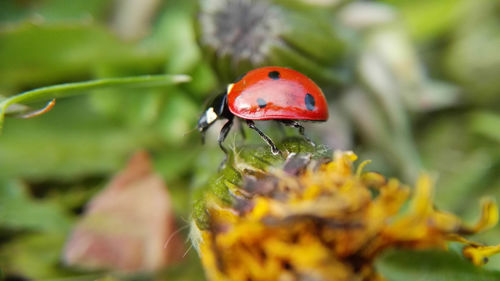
<box><xmin>64</xmin><ymin>150</ymin><xmax>184</xmax><ymax>272</ymax></box>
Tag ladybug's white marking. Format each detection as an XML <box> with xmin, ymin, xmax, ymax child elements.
<box><xmin>226</xmin><ymin>83</ymin><xmax>235</xmax><ymax>95</ymax></box>
<box><xmin>206</xmin><ymin>107</ymin><xmax>218</xmax><ymax>124</ymax></box>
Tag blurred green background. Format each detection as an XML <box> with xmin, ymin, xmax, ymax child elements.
<box><xmin>0</xmin><ymin>0</ymin><xmax>499</xmax><ymax>280</ymax></box>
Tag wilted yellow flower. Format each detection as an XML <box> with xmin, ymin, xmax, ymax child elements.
<box><xmin>191</xmin><ymin>150</ymin><xmax>500</xmax><ymax>281</ymax></box>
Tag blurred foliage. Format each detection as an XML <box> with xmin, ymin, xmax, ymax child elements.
<box><xmin>0</xmin><ymin>0</ymin><xmax>499</xmax><ymax>280</ymax></box>
<box><xmin>376</xmin><ymin>249</ymin><xmax>500</xmax><ymax>281</ymax></box>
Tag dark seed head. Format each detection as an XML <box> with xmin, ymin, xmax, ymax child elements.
<box><xmin>199</xmin><ymin>0</ymin><xmax>282</xmax><ymax>66</ymax></box>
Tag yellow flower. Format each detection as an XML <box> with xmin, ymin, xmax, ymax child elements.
<box><xmin>192</xmin><ymin>151</ymin><xmax>500</xmax><ymax>281</ymax></box>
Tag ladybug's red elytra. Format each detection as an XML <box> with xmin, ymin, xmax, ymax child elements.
<box><xmin>197</xmin><ymin>66</ymin><xmax>329</xmax><ymax>158</ymax></box>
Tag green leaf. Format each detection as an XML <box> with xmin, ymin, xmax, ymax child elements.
<box><xmin>380</xmin><ymin>0</ymin><xmax>465</xmax><ymax>42</ymax></box>
<box><xmin>0</xmin><ymin>74</ymin><xmax>191</xmax><ymax>133</ymax></box>
<box><xmin>0</xmin><ymin>0</ymin><xmax>111</xmax><ymax>23</ymax></box>
<box><xmin>0</xmin><ymin>232</ymin><xmax>73</xmax><ymax>279</ymax></box>
<box><xmin>0</xmin><ymin>22</ymin><xmax>142</xmax><ymax>88</ymax></box>
<box><xmin>376</xmin><ymin>250</ymin><xmax>500</xmax><ymax>281</ymax></box>
<box><xmin>0</xmin><ymin>180</ymin><xmax>73</xmax><ymax>233</ymax></box>
<box><xmin>0</xmin><ymin>98</ymin><xmax>157</xmax><ymax>180</ymax></box>
<box><xmin>151</xmin><ymin>0</ymin><xmax>201</xmax><ymax>74</ymax></box>
<box><xmin>157</xmin><ymin>91</ymin><xmax>199</xmax><ymax>144</ymax></box>
<box><xmin>469</xmin><ymin>111</ymin><xmax>500</xmax><ymax>144</ymax></box>
<box><xmin>34</xmin><ymin>0</ymin><xmax>112</xmax><ymax>22</ymax></box>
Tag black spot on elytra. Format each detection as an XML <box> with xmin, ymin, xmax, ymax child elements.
<box><xmin>257</xmin><ymin>98</ymin><xmax>267</xmax><ymax>108</ymax></box>
<box><xmin>268</xmin><ymin>71</ymin><xmax>280</xmax><ymax>80</ymax></box>
<box><xmin>305</xmin><ymin>93</ymin><xmax>315</xmax><ymax>111</ymax></box>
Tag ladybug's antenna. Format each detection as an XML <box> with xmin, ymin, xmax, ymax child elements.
<box><xmin>183</xmin><ymin>126</ymin><xmax>207</xmax><ymax>145</ymax></box>
<box><xmin>183</xmin><ymin>126</ymin><xmax>199</xmax><ymax>137</ymax></box>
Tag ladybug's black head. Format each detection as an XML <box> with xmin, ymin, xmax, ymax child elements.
<box><xmin>197</xmin><ymin>93</ymin><xmax>230</xmax><ymax>143</ymax></box>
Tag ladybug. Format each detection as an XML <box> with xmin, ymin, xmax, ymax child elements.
<box><xmin>197</xmin><ymin>66</ymin><xmax>329</xmax><ymax>157</ymax></box>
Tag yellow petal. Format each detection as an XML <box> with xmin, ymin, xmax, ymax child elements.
<box><xmin>463</xmin><ymin>244</ymin><xmax>500</xmax><ymax>266</ymax></box>
<box><xmin>470</xmin><ymin>198</ymin><xmax>499</xmax><ymax>233</ymax></box>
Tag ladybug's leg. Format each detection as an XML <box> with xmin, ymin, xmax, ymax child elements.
<box><xmin>279</xmin><ymin>120</ymin><xmax>316</xmax><ymax>147</ymax></box>
<box><xmin>218</xmin><ymin>118</ymin><xmax>234</xmax><ymax>164</ymax></box>
<box><xmin>246</xmin><ymin>120</ymin><xmax>281</xmax><ymax>155</ymax></box>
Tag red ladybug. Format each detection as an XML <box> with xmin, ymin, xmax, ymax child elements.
<box><xmin>197</xmin><ymin>66</ymin><xmax>328</xmax><ymax>157</ymax></box>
